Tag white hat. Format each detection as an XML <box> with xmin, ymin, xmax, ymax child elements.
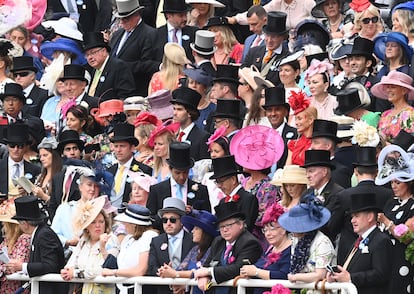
<box><xmin>186</xmin><ymin>0</ymin><xmax>225</xmax><ymax>7</ymax></box>
<box><xmin>42</xmin><ymin>17</ymin><xmax>83</xmax><ymax>41</ymax></box>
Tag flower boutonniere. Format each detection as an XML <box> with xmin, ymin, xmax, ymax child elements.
<box><xmin>131</xmin><ymin>164</ymin><xmax>140</xmax><ymax>172</ymax></box>
<box><xmin>224</xmin><ymin>194</ymin><xmax>240</xmax><ymax>203</ymax></box>
<box><xmin>365</xmin><ymin>81</ymin><xmax>372</xmax><ymax>88</ymax></box>
<box><xmin>228</xmin><ymin>256</ymin><xmax>235</xmax><ymax>264</ymax></box>
<box><xmin>359</xmin><ymin>237</ymin><xmax>369</xmax><ymax>253</ymax></box>
<box><xmin>160</xmin><ymin>243</ymin><xmax>168</xmax><ymax>251</ymax></box>
<box><xmin>264</xmin><ymin>251</ymin><xmax>281</xmax><ymax>268</ymax></box>
<box><xmin>100</xmin><ymin>76</ymin><xmax>106</xmax><ymax>83</ymax></box>
<box><xmin>191</xmin><ymin>184</ymin><xmax>199</xmax><ymax>192</ymax></box>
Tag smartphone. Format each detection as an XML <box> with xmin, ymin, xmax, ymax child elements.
<box><xmin>242</xmin><ymin>259</ymin><xmax>251</xmax><ymax>265</ymax></box>
<box><xmin>326</xmin><ymin>264</ymin><xmax>340</xmax><ymax>273</ymax></box>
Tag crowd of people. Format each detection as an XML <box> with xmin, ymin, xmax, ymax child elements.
<box><xmin>0</xmin><ymin>0</ymin><xmax>413</xmax><ymax>293</ymax></box>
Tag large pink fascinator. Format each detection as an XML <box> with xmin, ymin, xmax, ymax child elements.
<box><xmin>350</xmin><ymin>0</ymin><xmax>371</xmax><ymax>12</ymax></box>
<box><xmin>206</xmin><ymin>126</ymin><xmax>227</xmax><ymax>150</ymax></box>
<box><xmin>262</xmin><ymin>202</ymin><xmax>285</xmax><ymax>226</ymax></box>
<box><xmin>288</xmin><ymin>90</ymin><xmax>310</xmax><ymax>115</ymax></box>
<box><xmin>304</xmin><ymin>58</ymin><xmax>334</xmax><ymax>83</ymax></box>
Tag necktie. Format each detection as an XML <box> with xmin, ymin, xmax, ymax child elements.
<box><xmin>224</xmin><ymin>244</ymin><xmax>233</xmax><ymax>261</ymax></box>
<box><xmin>172</xmin><ymin>28</ymin><xmax>178</xmax><ymax>43</ymax></box>
<box><xmin>66</xmin><ymin>0</ymin><xmax>76</xmax><ymax>14</ymax></box>
<box><xmin>354</xmin><ymin>236</ymin><xmax>363</xmax><ymax>249</ymax></box>
<box><xmin>13</xmin><ymin>163</ymin><xmax>20</xmax><ymax>179</ymax></box>
<box><xmin>114</xmin><ymin>165</ymin><xmax>125</xmax><ymax>194</ymax></box>
<box><xmin>177</xmin><ymin>131</ymin><xmax>185</xmax><ymax>142</ymax></box>
<box><xmin>263</xmin><ymin>49</ymin><xmax>274</xmax><ymax>64</ymax></box>
<box><xmin>169</xmin><ymin>236</ymin><xmax>180</xmax><ymax>269</ymax></box>
<box><xmin>252</xmin><ymin>36</ymin><xmax>261</xmax><ymax>47</ymax></box>
<box><xmin>88</xmin><ymin>68</ymin><xmax>102</xmax><ymax>96</ymax></box>
<box><xmin>176</xmin><ymin>184</ymin><xmax>183</xmax><ymax>200</ymax></box>
<box><xmin>116</xmin><ymin>31</ymin><xmax>131</xmax><ymax>56</ymax></box>
<box><xmin>343</xmin><ymin>235</ymin><xmax>363</xmax><ymax>270</ymax></box>
<box><xmin>63</xmin><ymin>171</ymin><xmax>74</xmax><ymax>202</ymax></box>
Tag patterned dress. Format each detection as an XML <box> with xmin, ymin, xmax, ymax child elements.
<box><xmin>378</xmin><ymin>107</ymin><xmax>414</xmax><ymax>142</ymax></box>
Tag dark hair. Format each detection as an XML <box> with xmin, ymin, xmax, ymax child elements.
<box><xmin>38</xmin><ymin>148</ymin><xmax>63</xmax><ymax>190</ymax></box>
<box><xmin>246</xmin><ymin>88</ymin><xmax>265</xmax><ymax>126</ymax></box>
<box><xmin>187</xmin><ymin>107</ymin><xmax>200</xmax><ymax>122</ymax></box>
<box><xmin>213</xmin><ymin>136</ymin><xmax>230</xmax><ymax>155</ymax></box>
<box><xmin>247</xmin><ymin>5</ymin><xmax>267</xmax><ymax>18</ymax></box>
<box><xmin>194</xmin><ymin>51</ymin><xmax>214</xmax><ymax>59</ymax></box>
<box><xmin>219</xmin><ymin>81</ymin><xmax>238</xmax><ymax>97</ymax></box>
<box><xmin>67</xmin><ymin>105</ymin><xmax>94</xmax><ymax>135</ymax></box>
<box><xmin>228</xmin><ymin>117</ymin><xmax>243</xmax><ymax>129</ymax></box>
<box><xmin>197</xmin><ymin>230</ymin><xmax>214</xmax><ymax>260</ymax></box>
<box><xmin>27</xmin><ymin>219</ymin><xmax>46</xmax><ymax>226</ymax></box>
<box><xmin>355</xmin><ymin>165</ymin><xmax>377</xmax><ymax>176</ymax></box>
<box><xmin>385</xmin><ymin>43</ymin><xmax>409</xmax><ymax>67</ymax></box>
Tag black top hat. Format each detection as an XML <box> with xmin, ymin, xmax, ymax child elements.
<box><xmin>210</xmin><ymin>155</ymin><xmax>241</xmax><ymax>179</ymax></box>
<box><xmin>3</xmin><ymin>122</ymin><xmax>31</xmax><ymax>145</ymax></box>
<box><xmin>59</xmin><ymin>64</ymin><xmax>88</xmax><ymax>84</ymax></box>
<box><xmin>167</xmin><ymin>142</ymin><xmax>194</xmax><ymax>170</ymax></box>
<box><xmin>296</xmin><ymin>20</ymin><xmax>331</xmax><ymax>50</ymax></box>
<box><xmin>350</xmin><ymin>193</ymin><xmax>381</xmax><ymax>213</ymax></box>
<box><xmin>57</xmin><ymin>130</ymin><xmax>85</xmax><ymax>153</ymax></box>
<box><xmin>0</xmin><ymin>83</ymin><xmax>26</xmax><ymax>103</ymax></box>
<box><xmin>83</xmin><ymin>32</ymin><xmax>111</xmax><ymax>52</ymax></box>
<box><xmin>213</xmin><ymin>64</ymin><xmax>240</xmax><ymax>84</ymax></box>
<box><xmin>306</xmin><ymin>52</ymin><xmax>329</xmax><ymax>66</ymax></box>
<box><xmin>204</xmin><ymin>16</ymin><xmax>230</xmax><ymax>29</ymax></box>
<box><xmin>334</xmin><ymin>88</ymin><xmax>362</xmax><ymax>115</ymax></box>
<box><xmin>110</xmin><ymin>123</ymin><xmax>139</xmax><ymax>146</ymax></box>
<box><xmin>352</xmin><ymin>146</ymin><xmax>377</xmax><ymax>167</ymax></box>
<box><xmin>12</xmin><ymin>196</ymin><xmax>48</xmax><ymax>221</ymax></box>
<box><xmin>171</xmin><ymin>87</ymin><xmax>201</xmax><ymax>112</ymax></box>
<box><xmin>162</xmin><ymin>0</ymin><xmax>190</xmax><ymax>13</ymax></box>
<box><xmin>301</xmin><ymin>150</ymin><xmax>336</xmax><ymax>169</ymax></box>
<box><xmin>312</xmin><ymin>119</ymin><xmax>338</xmax><ymax>141</ymax></box>
<box><xmin>392</xmin><ymin>130</ymin><xmax>414</xmax><ymax>152</ymax></box>
<box><xmin>11</xmin><ymin>56</ymin><xmax>37</xmax><ymax>73</ymax></box>
<box><xmin>214</xmin><ymin>201</ymin><xmax>246</xmax><ymax>224</ymax></box>
<box><xmin>263</xmin><ymin>11</ymin><xmax>288</xmax><ymax>35</ymax></box>
<box><xmin>212</xmin><ymin>99</ymin><xmax>242</xmax><ymax>120</ymax></box>
<box><xmin>349</xmin><ymin>37</ymin><xmax>375</xmax><ymax>61</ymax></box>
<box><xmin>263</xmin><ymin>87</ymin><xmax>290</xmax><ymax>111</ymax></box>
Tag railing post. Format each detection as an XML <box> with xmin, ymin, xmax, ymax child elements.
<box><xmin>236</xmin><ymin>282</ymin><xmax>245</xmax><ymax>294</ymax></box>
<box><xmin>134</xmin><ymin>281</ymin><xmax>143</xmax><ymax>294</ymax></box>
<box><xmin>31</xmin><ymin>280</ymin><xmax>39</xmax><ymax>294</ymax></box>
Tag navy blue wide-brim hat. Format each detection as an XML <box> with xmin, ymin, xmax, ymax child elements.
<box><xmin>182</xmin><ymin>210</ymin><xmax>219</xmax><ymax>237</ymax></box>
<box><xmin>373</xmin><ymin>32</ymin><xmax>413</xmax><ymax>62</ymax></box>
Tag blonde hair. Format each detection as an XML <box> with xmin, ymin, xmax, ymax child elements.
<box><xmin>280</xmin><ymin>183</ymin><xmax>307</xmax><ymax>207</ymax></box>
<box><xmin>153</xmin><ymin>132</ymin><xmax>177</xmax><ymax>176</ymax></box>
<box><xmin>83</xmin><ymin>210</ymin><xmax>112</xmax><ymax>240</ymax></box>
<box><xmin>187</xmin><ymin>4</ymin><xmax>215</xmax><ymax>27</ymax></box>
<box><xmin>3</xmin><ymin>222</ymin><xmax>23</xmax><ymax>253</ymax></box>
<box><xmin>131</xmin><ymin>224</ymin><xmax>156</xmax><ymax>240</ymax></box>
<box><xmin>300</xmin><ymin>105</ymin><xmax>318</xmax><ymax>120</ymax></box>
<box><xmin>211</xmin><ymin>26</ymin><xmax>238</xmax><ymax>54</ymax></box>
<box><xmin>160</xmin><ymin>56</ymin><xmax>184</xmax><ymax>92</ymax></box>
<box><xmin>354</xmin><ymin>5</ymin><xmax>384</xmax><ymax>34</ymax></box>
<box><xmin>393</xmin><ymin>9</ymin><xmax>414</xmax><ymax>40</ymax></box>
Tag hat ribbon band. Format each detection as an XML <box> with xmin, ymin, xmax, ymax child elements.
<box><xmin>194</xmin><ymin>44</ymin><xmax>214</xmax><ymax>53</ymax></box>
<box><xmin>125</xmin><ymin>210</ymin><xmax>151</xmax><ymax>222</ymax></box>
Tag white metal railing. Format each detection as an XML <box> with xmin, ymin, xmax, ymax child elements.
<box><xmin>7</xmin><ymin>273</ymin><xmax>358</xmax><ymax>294</ymax></box>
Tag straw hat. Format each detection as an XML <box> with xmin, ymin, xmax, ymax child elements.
<box><xmin>73</xmin><ymin>196</ymin><xmax>106</xmax><ymax>232</ymax></box>
<box><xmin>164</xmin><ymin>43</ymin><xmax>190</xmax><ymax>65</ymax></box>
<box><xmin>271</xmin><ymin>165</ymin><xmax>309</xmax><ymax>186</ymax></box>
<box><xmin>0</xmin><ymin>198</ymin><xmax>18</xmax><ymax>224</ymax></box>
<box><xmin>239</xmin><ymin>66</ymin><xmax>273</xmax><ymax>90</ymax></box>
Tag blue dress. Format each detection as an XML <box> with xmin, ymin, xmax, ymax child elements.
<box><xmin>253</xmin><ymin>246</ymin><xmax>291</xmax><ymax>294</ymax></box>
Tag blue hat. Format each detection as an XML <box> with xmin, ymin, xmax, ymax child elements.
<box><xmin>183</xmin><ymin>68</ymin><xmax>213</xmax><ymax>87</ymax></box>
<box><xmin>330</xmin><ymin>39</ymin><xmax>353</xmax><ymax>61</ymax></box>
<box><xmin>278</xmin><ymin>195</ymin><xmax>331</xmax><ymax>233</ymax></box>
<box><xmin>40</xmin><ymin>38</ymin><xmax>86</xmax><ymax>65</ymax></box>
<box><xmin>114</xmin><ymin>204</ymin><xmax>152</xmax><ymax>226</ymax></box>
<box><xmin>374</xmin><ymin>32</ymin><xmax>413</xmax><ymax>62</ymax></box>
<box><xmin>182</xmin><ymin>210</ymin><xmax>219</xmax><ymax>237</ymax></box>
<box><xmin>392</xmin><ymin>1</ymin><xmax>414</xmax><ymax>14</ymax></box>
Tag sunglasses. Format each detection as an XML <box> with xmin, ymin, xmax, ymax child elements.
<box><xmin>13</xmin><ymin>71</ymin><xmax>31</xmax><ymax>78</ymax></box>
<box><xmin>162</xmin><ymin>217</ymin><xmax>178</xmax><ymax>224</ymax></box>
<box><xmin>361</xmin><ymin>16</ymin><xmax>379</xmax><ymax>24</ymax></box>
<box><xmin>9</xmin><ymin>143</ymin><xmax>25</xmax><ymax>149</ymax></box>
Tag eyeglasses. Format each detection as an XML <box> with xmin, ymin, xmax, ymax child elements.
<box><xmin>214</xmin><ymin>176</ymin><xmax>231</xmax><ymax>185</ymax></box>
<box><xmin>219</xmin><ymin>220</ymin><xmax>239</xmax><ymax>231</ymax></box>
<box><xmin>361</xmin><ymin>16</ymin><xmax>379</xmax><ymax>24</ymax></box>
<box><xmin>214</xmin><ymin>119</ymin><xmax>227</xmax><ymax>125</ymax></box>
<box><xmin>261</xmin><ymin>226</ymin><xmax>281</xmax><ymax>234</ymax></box>
<box><xmin>9</xmin><ymin>143</ymin><xmax>25</xmax><ymax>149</ymax></box>
<box><xmin>85</xmin><ymin>47</ymin><xmax>104</xmax><ymax>57</ymax></box>
<box><xmin>162</xmin><ymin>217</ymin><xmax>178</xmax><ymax>224</ymax></box>
<box><xmin>13</xmin><ymin>71</ymin><xmax>31</xmax><ymax>78</ymax></box>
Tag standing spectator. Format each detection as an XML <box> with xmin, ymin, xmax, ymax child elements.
<box><xmin>187</xmin><ymin>0</ymin><xmax>225</xmax><ymax>28</ymax></box>
<box><xmin>241</xmin><ymin>5</ymin><xmax>267</xmax><ymax>62</ymax></box>
<box><xmin>190</xmin><ymin>30</ymin><xmax>217</xmax><ymax>77</ymax></box>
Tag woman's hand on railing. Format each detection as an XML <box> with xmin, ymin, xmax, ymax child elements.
<box><xmin>157</xmin><ymin>263</ymin><xmax>176</xmax><ymax>278</ymax></box>
<box><xmin>5</xmin><ymin>259</ymin><xmax>23</xmax><ymax>273</ymax></box>
<box><xmin>60</xmin><ymin>267</ymin><xmax>74</xmax><ymax>281</ymax></box>
<box><xmin>240</xmin><ymin>265</ymin><xmax>257</xmax><ymax>278</ymax></box>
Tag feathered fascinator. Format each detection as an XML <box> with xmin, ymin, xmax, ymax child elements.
<box><xmin>0</xmin><ymin>0</ymin><xmax>32</xmax><ymax>36</ymax></box>
<box><xmin>349</xmin><ymin>0</ymin><xmax>371</xmax><ymax>12</ymax></box>
<box><xmin>351</xmin><ymin>120</ymin><xmax>380</xmax><ymax>147</ymax></box>
<box><xmin>134</xmin><ymin>111</ymin><xmax>162</xmax><ymax>127</ymax></box>
<box><xmin>206</xmin><ymin>126</ymin><xmax>227</xmax><ymax>150</ymax></box>
<box><xmin>261</xmin><ymin>202</ymin><xmax>285</xmax><ymax>226</ymax></box>
<box><xmin>147</xmin><ymin>120</ymin><xmax>180</xmax><ymax>147</ymax></box>
<box><xmin>0</xmin><ymin>39</ymin><xmax>14</xmax><ymax>57</ymax></box>
<box><xmin>288</xmin><ymin>90</ymin><xmax>310</xmax><ymax>115</ymax></box>
<box><xmin>263</xmin><ymin>284</ymin><xmax>291</xmax><ymax>294</ymax></box>
<box><xmin>72</xmin><ymin>196</ymin><xmax>106</xmax><ymax>233</ymax></box>
<box><xmin>304</xmin><ymin>58</ymin><xmax>334</xmax><ymax>84</ymax></box>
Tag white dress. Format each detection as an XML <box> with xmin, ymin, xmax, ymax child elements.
<box><xmin>116</xmin><ymin>230</ymin><xmax>159</xmax><ymax>294</ymax></box>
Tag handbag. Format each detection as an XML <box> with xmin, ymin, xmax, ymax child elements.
<box><xmin>102</xmin><ymin>254</ymin><xmax>118</xmax><ymax>269</ymax></box>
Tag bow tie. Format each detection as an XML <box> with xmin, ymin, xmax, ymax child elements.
<box><xmin>224</xmin><ymin>194</ymin><xmax>240</xmax><ymax>203</ymax></box>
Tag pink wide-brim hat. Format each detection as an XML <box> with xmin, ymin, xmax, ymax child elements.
<box><xmin>127</xmin><ymin>171</ymin><xmax>156</xmax><ymax>192</ymax></box>
<box><xmin>148</xmin><ymin>89</ymin><xmax>174</xmax><ymax>121</ymax></box>
<box><xmin>371</xmin><ymin>70</ymin><xmax>414</xmax><ymax>100</ymax></box>
<box><xmin>230</xmin><ymin>125</ymin><xmax>284</xmax><ymax>170</ymax></box>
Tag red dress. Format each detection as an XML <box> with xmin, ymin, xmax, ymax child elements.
<box><xmin>287</xmin><ymin>135</ymin><xmax>311</xmax><ymax>166</ymax></box>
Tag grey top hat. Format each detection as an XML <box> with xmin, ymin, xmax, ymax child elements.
<box><xmin>158</xmin><ymin>197</ymin><xmax>186</xmax><ymax>217</ymax></box>
<box><xmin>114</xmin><ymin>0</ymin><xmax>145</xmax><ymax>18</ymax></box>
<box><xmin>190</xmin><ymin>30</ymin><xmax>217</xmax><ymax>55</ymax></box>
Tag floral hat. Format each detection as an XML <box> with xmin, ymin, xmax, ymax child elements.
<box><xmin>72</xmin><ymin>196</ymin><xmax>106</xmax><ymax>233</ymax></box>
<box><xmin>304</xmin><ymin>58</ymin><xmax>333</xmax><ymax>85</ymax></box>
<box><xmin>261</xmin><ymin>203</ymin><xmax>285</xmax><ymax>226</ymax></box>
<box><xmin>351</xmin><ymin>120</ymin><xmax>380</xmax><ymax>147</ymax></box>
<box><xmin>288</xmin><ymin>90</ymin><xmax>310</xmax><ymax>115</ymax></box>
<box><xmin>206</xmin><ymin>126</ymin><xmax>228</xmax><ymax>150</ymax></box>
<box><xmin>0</xmin><ymin>198</ymin><xmax>18</xmax><ymax>224</ymax></box>
<box><xmin>133</xmin><ymin>111</ymin><xmax>162</xmax><ymax>127</ymax></box>
<box><xmin>147</xmin><ymin>120</ymin><xmax>180</xmax><ymax>147</ymax></box>
<box><xmin>127</xmin><ymin>171</ymin><xmax>156</xmax><ymax>192</ymax></box>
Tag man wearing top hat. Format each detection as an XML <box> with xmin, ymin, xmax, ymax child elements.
<box><xmin>263</xmin><ymin>87</ymin><xmax>297</xmax><ymax>168</ymax></box>
<box><xmin>191</xmin><ymin>30</ymin><xmax>216</xmax><ymax>77</ymax></box>
<box><xmin>194</xmin><ymin>200</ymin><xmax>262</xmax><ymax>294</ymax></box>
<box><xmin>11</xmin><ymin>56</ymin><xmax>50</xmax><ymax>118</ymax></box>
<box><xmin>148</xmin><ymin>197</ymin><xmax>195</xmax><ymax>294</ymax></box>
<box><xmin>392</xmin><ymin>129</ymin><xmax>414</xmax><ymax>152</ymax></box>
<box><xmin>171</xmin><ymin>87</ymin><xmax>210</xmax><ymax>161</ymax></box>
<box><xmin>108</xmin><ymin>123</ymin><xmax>152</xmax><ymax>208</ymax></box>
<box><xmin>301</xmin><ymin>149</ymin><xmax>344</xmax><ymax>240</ymax></box>
<box><xmin>210</xmin><ymin>155</ymin><xmax>258</xmax><ymax>232</ymax></box>
<box><xmin>147</xmin><ymin>142</ymin><xmax>211</xmax><ymax>226</ymax></box>
<box><xmin>6</xmin><ymin>196</ymin><xmax>66</xmax><ymax>294</ymax></box>
<box><xmin>211</xmin><ymin>99</ymin><xmax>243</xmax><ymax>141</ymax></box>
<box><xmin>242</xmin><ymin>11</ymin><xmax>289</xmax><ymax>87</ymax></box>
<box><xmin>347</xmin><ymin>37</ymin><xmax>391</xmax><ymax>113</ymax></box>
<box><xmin>153</xmin><ymin>0</ymin><xmax>198</xmax><ymax>63</ymax></box>
<box><xmin>0</xmin><ymin>122</ymin><xmax>41</xmax><ymax>197</ymax></box>
<box><xmin>310</xmin><ymin>119</ymin><xmax>352</xmax><ymax>188</ymax></box>
<box><xmin>83</xmin><ymin>32</ymin><xmax>135</xmax><ymax>100</ymax></box>
<box><xmin>327</xmin><ymin>193</ymin><xmax>392</xmax><ymax>294</ymax></box>
<box><xmin>210</xmin><ymin>64</ymin><xmax>241</xmax><ymax>102</ymax></box>
<box><xmin>327</xmin><ymin>146</ymin><xmax>393</xmax><ymax>265</ymax></box>
<box><xmin>109</xmin><ymin>0</ymin><xmax>160</xmax><ymax>96</ymax></box>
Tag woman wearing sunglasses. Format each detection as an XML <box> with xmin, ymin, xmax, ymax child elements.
<box><xmin>353</xmin><ymin>3</ymin><xmax>384</xmax><ymax>40</ymax></box>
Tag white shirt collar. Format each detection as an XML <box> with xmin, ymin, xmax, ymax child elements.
<box><xmin>23</xmin><ymin>83</ymin><xmax>35</xmax><ymax>97</ymax></box>
<box><xmin>361</xmin><ymin>225</ymin><xmax>376</xmax><ymax>240</ymax></box>
<box><xmin>168</xmin><ymin>228</ymin><xmax>184</xmax><ymax>240</ymax></box>
<box><xmin>180</xmin><ymin>123</ymin><xmax>194</xmax><ymax>142</ymax></box>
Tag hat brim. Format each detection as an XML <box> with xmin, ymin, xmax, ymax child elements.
<box><xmin>211</xmin><ymin>112</ymin><xmax>243</xmax><ymax>120</ymax></box>
<box><xmin>262</xmin><ymin>26</ymin><xmax>288</xmax><ymax>35</ymax></box>
<box><xmin>186</xmin><ymin>0</ymin><xmax>225</xmax><ymax>8</ymax></box>
<box><xmin>171</xmin><ymin>99</ymin><xmax>199</xmax><ymax>113</ymax></box>
<box><xmin>371</xmin><ymin>82</ymin><xmax>414</xmax><ymax>100</ymax></box>
<box><xmin>213</xmin><ymin>77</ymin><xmax>241</xmax><ymax>85</ymax></box>
<box><xmin>83</xmin><ymin>43</ymin><xmax>111</xmax><ymax>53</ymax></box>
<box><xmin>11</xmin><ymin>213</ymin><xmax>48</xmax><ymax>221</ymax></box>
<box><xmin>181</xmin><ymin>215</ymin><xmax>219</xmax><ymax>237</ymax></box>
<box><xmin>190</xmin><ymin>43</ymin><xmax>217</xmax><ymax>55</ymax></box>
<box><xmin>301</xmin><ymin>162</ymin><xmax>336</xmax><ymax>170</ymax></box>
<box><xmin>166</xmin><ymin>158</ymin><xmax>195</xmax><ymax>170</ymax></box>
<box><xmin>60</xmin><ymin>76</ymin><xmax>89</xmax><ymax>84</ymax></box>
<box><xmin>351</xmin><ymin>162</ymin><xmax>377</xmax><ymax>167</ymax></box>
<box><xmin>158</xmin><ymin>208</ymin><xmax>186</xmax><ymax>217</ymax></box>
<box><xmin>278</xmin><ymin>209</ymin><xmax>331</xmax><ymax>233</ymax></box>
<box><xmin>110</xmin><ymin>136</ymin><xmax>139</xmax><ymax>146</ymax></box>
<box><xmin>40</xmin><ymin>41</ymin><xmax>86</xmax><ymax>65</ymax></box>
<box><xmin>209</xmin><ymin>170</ymin><xmax>239</xmax><ymax>180</ymax></box>
<box><xmin>114</xmin><ymin>212</ymin><xmax>152</xmax><ymax>226</ymax></box>
<box><xmin>0</xmin><ymin>93</ymin><xmax>26</xmax><ymax>103</ymax></box>
<box><xmin>11</xmin><ymin>66</ymin><xmax>38</xmax><ymax>73</ymax></box>
<box><xmin>57</xmin><ymin>139</ymin><xmax>85</xmax><ymax>153</ymax></box>
<box><xmin>216</xmin><ymin>211</ymin><xmax>245</xmax><ymax>224</ymax></box>
<box><xmin>114</xmin><ymin>6</ymin><xmax>144</xmax><ymax>18</ymax></box>
<box><xmin>350</xmin><ymin>206</ymin><xmax>381</xmax><ymax>213</ymax></box>
<box><xmin>0</xmin><ymin>215</ymin><xmax>19</xmax><ymax>224</ymax></box>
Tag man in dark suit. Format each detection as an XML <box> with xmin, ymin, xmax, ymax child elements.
<box><xmin>195</xmin><ymin>201</ymin><xmax>262</xmax><ymax>294</ymax></box>
<box><xmin>147</xmin><ymin>142</ymin><xmax>211</xmax><ymax>226</ymax></box>
<box><xmin>0</xmin><ymin>123</ymin><xmax>41</xmax><ymax>197</ymax></box>
<box><xmin>153</xmin><ymin>0</ymin><xmax>198</xmax><ymax>63</ymax></box>
<box><xmin>83</xmin><ymin>32</ymin><xmax>135</xmax><ymax>100</ymax></box>
<box><xmin>328</xmin><ymin>146</ymin><xmax>393</xmax><ymax>265</ymax></box>
<box><xmin>108</xmin><ymin>123</ymin><xmax>152</xmax><ymax>208</ymax></box>
<box><xmin>211</xmin><ymin>99</ymin><xmax>244</xmax><ymax>142</ymax></box>
<box><xmin>263</xmin><ymin>87</ymin><xmax>297</xmax><ymax>169</ymax></box>
<box><xmin>311</xmin><ymin>119</ymin><xmax>352</xmax><ymax>188</ymax></box>
<box><xmin>241</xmin><ymin>5</ymin><xmax>267</xmax><ymax>62</ymax></box>
<box><xmin>11</xmin><ymin>56</ymin><xmax>49</xmax><ymax>118</ymax></box>
<box><xmin>171</xmin><ymin>87</ymin><xmax>210</xmax><ymax>161</ymax></box>
<box><xmin>109</xmin><ymin>0</ymin><xmax>160</xmax><ymax>96</ymax></box>
<box><xmin>242</xmin><ymin>11</ymin><xmax>289</xmax><ymax>87</ymax></box>
<box><xmin>210</xmin><ymin>155</ymin><xmax>258</xmax><ymax>232</ymax></box>
<box><xmin>327</xmin><ymin>193</ymin><xmax>392</xmax><ymax>294</ymax></box>
<box><xmin>7</xmin><ymin>196</ymin><xmax>66</xmax><ymax>294</ymax></box>
<box><xmin>148</xmin><ymin>197</ymin><xmax>194</xmax><ymax>294</ymax></box>
<box><xmin>191</xmin><ymin>30</ymin><xmax>216</xmax><ymax>77</ymax></box>
<box><xmin>302</xmin><ymin>149</ymin><xmax>344</xmax><ymax>241</ymax></box>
